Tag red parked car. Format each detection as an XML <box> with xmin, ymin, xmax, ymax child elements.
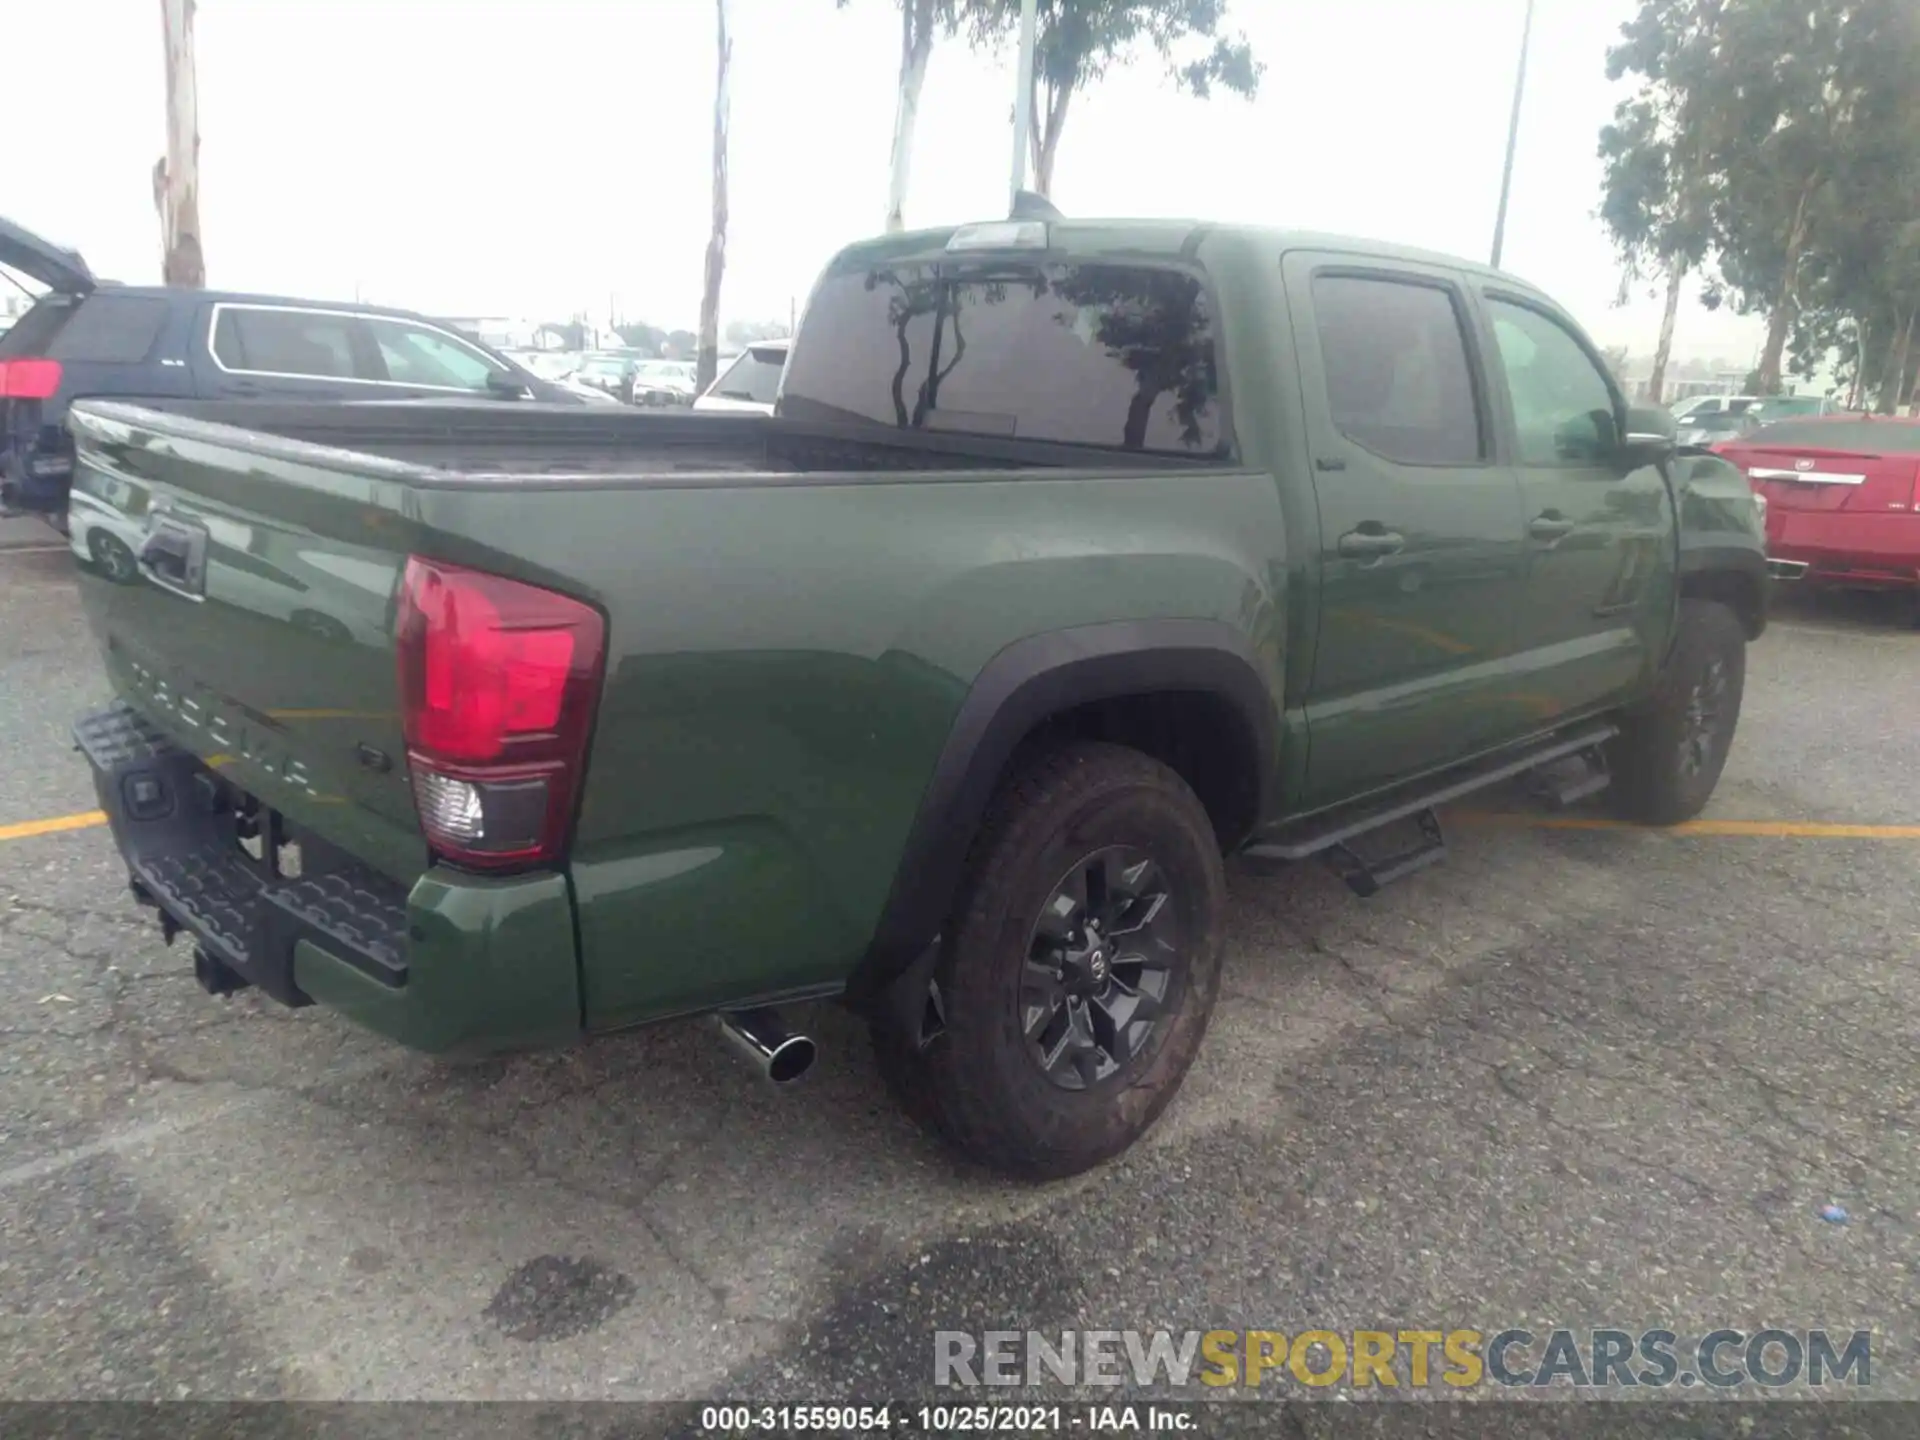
<box><xmin>1713</xmin><ymin>415</ymin><xmax>1920</xmax><ymax>598</ymax></box>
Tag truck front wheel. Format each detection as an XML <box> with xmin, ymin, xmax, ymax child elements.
<box><xmin>1609</xmin><ymin>598</ymin><xmax>1747</xmax><ymax>825</ymax></box>
<box><xmin>871</xmin><ymin>741</ymin><xmax>1226</xmax><ymax>1180</ymax></box>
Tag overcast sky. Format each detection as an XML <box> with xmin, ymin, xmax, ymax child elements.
<box><xmin>9</xmin><ymin>0</ymin><xmax>1766</xmax><ymax>366</ymax></box>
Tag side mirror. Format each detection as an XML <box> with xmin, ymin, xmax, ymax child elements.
<box><xmin>485</xmin><ymin>369</ymin><xmax>531</xmax><ymax>400</ymax></box>
<box><xmin>1619</xmin><ymin>404</ymin><xmax>1676</xmax><ymax>464</ymax></box>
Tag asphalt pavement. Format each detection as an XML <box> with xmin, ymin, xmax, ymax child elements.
<box><xmin>3</xmin><ymin>530</ymin><xmax>1919</xmax><ymax>1419</ymax></box>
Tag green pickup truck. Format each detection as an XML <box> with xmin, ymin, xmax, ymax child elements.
<box><xmin>67</xmin><ymin>214</ymin><xmax>1767</xmax><ymax>1179</ymax></box>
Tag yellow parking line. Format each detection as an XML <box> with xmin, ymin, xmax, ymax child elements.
<box><xmin>0</xmin><ymin>810</ymin><xmax>108</xmax><ymax>843</ymax></box>
<box><xmin>1456</xmin><ymin>812</ymin><xmax>1920</xmax><ymax>839</ymax></box>
<box><xmin>2</xmin><ymin>806</ymin><xmax>1915</xmax><ymax>847</ymax></box>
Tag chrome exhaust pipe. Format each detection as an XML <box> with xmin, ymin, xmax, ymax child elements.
<box><xmin>714</xmin><ymin>1007</ymin><xmax>816</xmax><ymax>1086</ymax></box>
<box><xmin>1767</xmin><ymin>558</ymin><xmax>1809</xmax><ymax>580</ymax></box>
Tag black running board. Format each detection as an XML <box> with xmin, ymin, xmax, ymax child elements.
<box><xmin>1242</xmin><ymin>723</ymin><xmax>1618</xmax><ymax>895</ymax></box>
<box><xmin>1320</xmin><ymin>808</ymin><xmax>1447</xmax><ymax>898</ymax></box>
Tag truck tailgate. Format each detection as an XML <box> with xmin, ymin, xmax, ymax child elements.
<box><xmin>69</xmin><ymin>405</ymin><xmax>426</xmax><ymax>886</ymax></box>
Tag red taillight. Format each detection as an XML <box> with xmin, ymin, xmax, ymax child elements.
<box><xmin>395</xmin><ymin>557</ymin><xmax>605</xmax><ymax>871</ymax></box>
<box><xmin>0</xmin><ymin>358</ymin><xmax>62</xmax><ymax>400</ymax></box>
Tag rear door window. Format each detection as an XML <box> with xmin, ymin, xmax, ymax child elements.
<box><xmin>1310</xmin><ymin>275</ymin><xmax>1484</xmax><ymax>465</ymax></box>
<box><xmin>213</xmin><ymin>307</ymin><xmax>360</xmax><ymax>379</ymax></box>
<box><xmin>780</xmin><ymin>259</ymin><xmax>1227</xmax><ymax>455</ymax></box>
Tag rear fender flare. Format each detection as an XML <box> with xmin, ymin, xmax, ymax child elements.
<box><xmin>849</xmin><ymin>618</ymin><xmax>1277</xmax><ymax>1003</ymax></box>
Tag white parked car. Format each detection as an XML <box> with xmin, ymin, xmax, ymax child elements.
<box><xmin>67</xmin><ymin>474</ymin><xmax>148</xmax><ymax>584</ymax></box>
<box><xmin>631</xmin><ymin>359</ymin><xmax>700</xmax><ymax>407</ymax></box>
<box><xmin>557</xmin><ymin>376</ymin><xmax>623</xmax><ymax>405</ymax></box>
<box><xmin>1674</xmin><ymin>408</ymin><xmax>1763</xmax><ymax>449</ymax></box>
<box><xmin>68</xmin><ymin>475</ymin><xmax>398</xmax><ymax>646</ymax></box>
<box><xmin>1670</xmin><ymin>394</ymin><xmax>1760</xmax><ymax>423</ymax></box>
<box><xmin>693</xmin><ymin>339</ymin><xmax>790</xmax><ymax>415</ymax></box>
<box><xmin>502</xmin><ymin>348</ymin><xmax>575</xmax><ymax>380</ymax></box>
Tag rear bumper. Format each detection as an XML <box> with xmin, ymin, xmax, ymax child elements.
<box><xmin>1765</xmin><ymin>511</ymin><xmax>1920</xmax><ymax>588</ymax></box>
<box><xmin>76</xmin><ymin>702</ymin><xmax>583</xmax><ymax>1056</ymax></box>
<box><xmin>0</xmin><ymin>439</ymin><xmax>72</xmax><ymax>511</ymax></box>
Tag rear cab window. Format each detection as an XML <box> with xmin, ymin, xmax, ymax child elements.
<box><xmin>780</xmin><ymin>257</ymin><xmax>1230</xmax><ymax>456</ymax></box>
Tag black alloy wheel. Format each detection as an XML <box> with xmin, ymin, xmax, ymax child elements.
<box><xmin>1021</xmin><ymin>846</ymin><xmax>1181</xmax><ymax>1090</ymax></box>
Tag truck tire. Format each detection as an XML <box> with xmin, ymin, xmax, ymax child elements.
<box><xmin>871</xmin><ymin>741</ymin><xmax>1226</xmax><ymax>1180</ymax></box>
<box><xmin>1609</xmin><ymin>599</ymin><xmax>1746</xmax><ymax>825</ymax></box>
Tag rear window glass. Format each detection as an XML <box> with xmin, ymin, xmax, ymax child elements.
<box><xmin>1748</xmin><ymin>420</ymin><xmax>1920</xmax><ymax>454</ymax></box>
<box><xmin>709</xmin><ymin>348</ymin><xmax>786</xmax><ymax>404</ymax></box>
<box><xmin>45</xmin><ymin>294</ymin><xmax>169</xmax><ymax>363</ymax></box>
<box><xmin>0</xmin><ymin>294</ymin><xmax>83</xmax><ymax>356</ymax></box>
<box><xmin>781</xmin><ymin>259</ymin><xmax>1227</xmax><ymax>456</ymax></box>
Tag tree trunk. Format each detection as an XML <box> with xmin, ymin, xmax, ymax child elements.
<box><xmin>158</xmin><ymin>0</ymin><xmax>205</xmax><ymax>287</ymax></box>
<box><xmin>885</xmin><ymin>0</ymin><xmax>935</xmax><ymax>233</ymax></box>
<box><xmin>696</xmin><ymin>0</ymin><xmax>731</xmax><ymax>395</ymax></box>
<box><xmin>1755</xmin><ymin>178</ymin><xmax>1817</xmax><ymax>395</ymax></box>
<box><xmin>1647</xmin><ymin>261</ymin><xmax>1686</xmax><ymax>406</ymax></box>
<box><xmin>1884</xmin><ymin>310</ymin><xmax>1916</xmax><ymax>416</ymax></box>
<box><xmin>1848</xmin><ymin>317</ymin><xmax>1869</xmax><ymax>411</ymax></box>
<box><xmin>1028</xmin><ymin>80</ymin><xmax>1071</xmax><ymax>199</ymax></box>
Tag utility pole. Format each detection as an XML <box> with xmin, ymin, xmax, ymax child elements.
<box><xmin>696</xmin><ymin>0</ymin><xmax>732</xmax><ymax>393</ymax></box>
<box><xmin>158</xmin><ymin>0</ymin><xmax>206</xmax><ymax>286</ymax></box>
<box><xmin>1489</xmin><ymin>0</ymin><xmax>1535</xmax><ymax>271</ymax></box>
<box><xmin>1008</xmin><ymin>0</ymin><xmax>1039</xmax><ymax>211</ymax></box>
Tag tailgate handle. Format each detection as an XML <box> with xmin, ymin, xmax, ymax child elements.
<box><xmin>138</xmin><ymin>518</ymin><xmax>209</xmax><ymax>599</ymax></box>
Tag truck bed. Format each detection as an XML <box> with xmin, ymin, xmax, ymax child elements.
<box><xmin>65</xmin><ymin>394</ymin><xmax>1281</xmax><ymax>923</ymax></box>
<box><xmin>96</xmin><ymin>398</ymin><xmax>1228</xmax><ymax>486</ymax></box>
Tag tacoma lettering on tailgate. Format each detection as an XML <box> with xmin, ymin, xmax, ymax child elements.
<box><xmin>122</xmin><ymin>655</ymin><xmax>317</xmax><ymax>794</ymax></box>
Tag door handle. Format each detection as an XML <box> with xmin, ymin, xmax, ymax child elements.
<box><xmin>1337</xmin><ymin>527</ymin><xmax>1406</xmax><ymax>559</ymax></box>
<box><xmin>1528</xmin><ymin>513</ymin><xmax>1576</xmax><ymax>541</ymax></box>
